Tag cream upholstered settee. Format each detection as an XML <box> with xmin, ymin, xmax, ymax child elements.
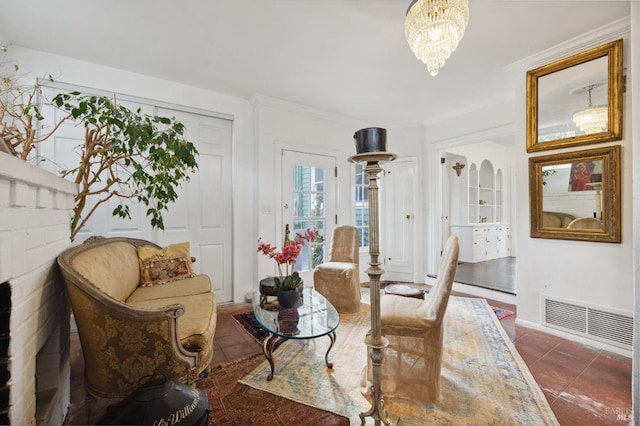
<box><xmin>57</xmin><ymin>236</ymin><xmax>216</xmax><ymax>399</ymax></box>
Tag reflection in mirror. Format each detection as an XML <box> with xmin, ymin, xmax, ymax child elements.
<box><xmin>526</xmin><ymin>39</ymin><xmax>623</xmax><ymax>152</ymax></box>
<box><xmin>530</xmin><ymin>145</ymin><xmax>620</xmax><ymax>243</ymax></box>
<box><xmin>538</xmin><ymin>57</ymin><xmax>608</xmax><ymax>142</ymax></box>
<box><xmin>541</xmin><ymin>160</ymin><xmax>604</xmax><ymax>227</ymax></box>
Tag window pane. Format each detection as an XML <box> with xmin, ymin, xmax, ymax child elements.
<box><xmin>312</xmin><ymin>193</ymin><xmax>324</xmax><ymax>217</ymax></box>
<box><xmin>292</xmin><ymin>219</ymin><xmax>325</xmax><ymax>271</ymax></box>
<box><xmin>311</xmin><ymin>219</ymin><xmax>326</xmax><ymax>268</ymax></box>
<box><xmin>293</xmin><ymin>193</ymin><xmax>310</xmax><ymax>217</ymax></box>
<box><xmin>291</xmin><ymin>160</ymin><xmax>329</xmax><ymax>272</ymax></box>
<box><xmin>294</xmin><ymin>166</ymin><xmax>311</xmax><ymax>191</ymax></box>
<box><xmin>354</xmin><ymin>162</ymin><xmax>369</xmax><ymax>249</ymax></box>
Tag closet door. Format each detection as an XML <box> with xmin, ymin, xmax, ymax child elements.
<box><xmin>38</xmin><ymin>85</ymin><xmax>234</xmax><ymax>303</ymax></box>
<box><xmin>156</xmin><ymin>108</ymin><xmax>233</xmax><ymax>304</ymax></box>
<box><xmin>381</xmin><ymin>159</ymin><xmax>416</xmax><ymax>282</ymax></box>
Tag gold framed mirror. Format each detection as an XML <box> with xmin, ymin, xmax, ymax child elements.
<box><xmin>529</xmin><ymin>145</ymin><xmax>621</xmax><ymax>243</ymax></box>
<box><xmin>526</xmin><ymin>39</ymin><xmax>623</xmax><ymax>152</ymax></box>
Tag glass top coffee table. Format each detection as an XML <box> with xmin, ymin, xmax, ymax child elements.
<box><xmin>252</xmin><ymin>287</ymin><xmax>339</xmax><ymax>381</ymax></box>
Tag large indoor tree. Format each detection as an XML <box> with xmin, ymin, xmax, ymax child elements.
<box><xmin>1</xmin><ymin>64</ymin><xmax>198</xmax><ymax>240</ymax></box>
<box><xmin>52</xmin><ymin>92</ymin><xmax>199</xmax><ymax>241</ymax></box>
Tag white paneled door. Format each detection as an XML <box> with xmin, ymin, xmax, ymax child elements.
<box><xmin>156</xmin><ymin>108</ymin><xmax>233</xmax><ymax>304</ymax></box>
<box><xmin>381</xmin><ymin>159</ymin><xmax>415</xmax><ymax>282</ymax></box>
<box><xmin>281</xmin><ymin>150</ymin><xmax>336</xmax><ymax>273</ymax></box>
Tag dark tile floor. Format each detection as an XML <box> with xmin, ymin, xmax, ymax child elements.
<box><xmin>65</xmin><ymin>284</ymin><xmax>632</xmax><ymax>425</ymax></box>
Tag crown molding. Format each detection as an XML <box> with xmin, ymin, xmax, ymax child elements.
<box><xmin>421</xmin><ymin>92</ymin><xmax>515</xmax><ymax>127</ymax></box>
<box><xmin>505</xmin><ymin>16</ymin><xmax>630</xmax><ymax>72</ymax></box>
<box><xmin>250</xmin><ymin>93</ymin><xmax>369</xmax><ymax>128</ymax></box>
<box><xmin>430</xmin><ymin>123</ymin><xmax>515</xmax><ymax>148</ymax></box>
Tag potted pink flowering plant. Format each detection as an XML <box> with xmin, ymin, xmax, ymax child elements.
<box><xmin>257</xmin><ymin>226</ymin><xmax>319</xmax><ymax>307</ymax></box>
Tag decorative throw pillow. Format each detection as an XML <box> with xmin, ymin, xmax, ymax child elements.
<box><xmin>138</xmin><ymin>242</ymin><xmax>196</xmax><ymax>286</ymax></box>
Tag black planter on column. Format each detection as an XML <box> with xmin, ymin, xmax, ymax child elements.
<box><xmin>354</xmin><ymin>127</ymin><xmax>387</xmax><ymax>153</ymax></box>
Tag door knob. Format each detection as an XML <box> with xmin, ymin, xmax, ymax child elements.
<box><xmin>284</xmin><ymin>203</ymin><xmax>289</xmax><ymax>209</ymax></box>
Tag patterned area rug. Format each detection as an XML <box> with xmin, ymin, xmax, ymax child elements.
<box><xmin>233</xmin><ymin>311</ymin><xmax>286</xmax><ymax>350</ymax></box>
<box><xmin>234</xmin><ymin>292</ymin><xmax>514</xmax><ymax>348</ymax></box>
<box><xmin>196</xmin><ymin>355</ymin><xmax>347</xmax><ymax>424</ymax></box>
<box><xmin>239</xmin><ymin>296</ymin><xmax>558</xmax><ymax>425</ymax></box>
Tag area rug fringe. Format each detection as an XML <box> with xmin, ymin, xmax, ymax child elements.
<box><xmin>239</xmin><ymin>296</ymin><xmax>558</xmax><ymax>425</ymax></box>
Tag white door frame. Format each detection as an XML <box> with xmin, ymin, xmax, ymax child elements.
<box><xmin>279</xmin><ymin>148</ymin><xmax>337</xmax><ymax>275</ymax></box>
<box><xmin>426</xmin><ymin>125</ymin><xmax>514</xmax><ymax>276</ymax></box>
<box><xmin>380</xmin><ymin>157</ymin><xmax>418</xmax><ymax>282</ymax></box>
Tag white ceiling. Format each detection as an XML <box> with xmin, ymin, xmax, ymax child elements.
<box><xmin>0</xmin><ymin>0</ymin><xmax>631</xmax><ymax>128</ymax></box>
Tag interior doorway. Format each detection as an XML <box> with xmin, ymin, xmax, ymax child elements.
<box><xmin>438</xmin><ymin>136</ymin><xmax>517</xmax><ymax>296</ymax></box>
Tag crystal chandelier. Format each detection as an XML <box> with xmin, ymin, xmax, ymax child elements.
<box><xmin>572</xmin><ymin>85</ymin><xmax>608</xmax><ymax>135</ymax></box>
<box><xmin>404</xmin><ymin>0</ymin><xmax>469</xmax><ymax>76</ymax></box>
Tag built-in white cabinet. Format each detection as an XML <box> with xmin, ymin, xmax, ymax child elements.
<box><xmin>468</xmin><ymin>160</ymin><xmax>502</xmax><ymax>223</ymax></box>
<box><xmin>454</xmin><ymin>159</ymin><xmax>509</xmax><ymax>262</ymax></box>
<box><xmin>450</xmin><ymin>224</ymin><xmax>510</xmax><ymax>263</ymax></box>
<box><xmin>447</xmin><ymin>150</ymin><xmax>510</xmax><ymax>263</ymax></box>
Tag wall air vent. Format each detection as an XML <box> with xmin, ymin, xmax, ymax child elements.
<box><xmin>543</xmin><ymin>296</ymin><xmax>633</xmax><ymax>349</ymax></box>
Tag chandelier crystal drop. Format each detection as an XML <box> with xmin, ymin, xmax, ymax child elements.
<box><xmin>572</xmin><ymin>85</ymin><xmax>608</xmax><ymax>135</ymax></box>
<box><xmin>405</xmin><ymin>0</ymin><xmax>469</xmax><ymax>76</ymax></box>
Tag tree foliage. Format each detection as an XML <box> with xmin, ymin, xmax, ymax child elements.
<box><xmin>0</xmin><ymin>64</ymin><xmax>68</xmax><ymax>159</ymax></box>
<box><xmin>52</xmin><ymin>92</ymin><xmax>199</xmax><ymax>240</ymax></box>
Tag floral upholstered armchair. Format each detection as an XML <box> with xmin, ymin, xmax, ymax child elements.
<box><xmin>57</xmin><ymin>236</ymin><xmax>217</xmax><ymax>399</ymax></box>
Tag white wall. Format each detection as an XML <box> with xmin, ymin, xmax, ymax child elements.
<box><xmin>446</xmin><ymin>141</ymin><xmax>508</xmax><ymax>175</ymax></box>
<box><xmin>4</xmin><ymin>46</ymin><xmax>256</xmax><ymax>303</ymax></box>
<box><xmin>423</xmin><ymin>24</ymin><xmax>634</xmax><ymax>349</ymax></box>
<box><xmin>424</xmin><ymin>99</ymin><xmax>516</xmax><ymax>273</ymax></box>
<box><xmin>513</xmin><ymin>31</ymin><xmax>633</xmax><ymax>324</ymax></box>
<box><xmin>252</xmin><ymin>95</ymin><xmax>371</xmax><ymax>282</ymax></box>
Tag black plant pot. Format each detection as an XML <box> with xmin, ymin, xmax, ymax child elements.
<box><xmin>277</xmin><ymin>290</ymin><xmax>300</xmax><ymax>309</ymax></box>
<box><xmin>354</xmin><ymin>127</ymin><xmax>387</xmax><ymax>153</ymax></box>
<box><xmin>260</xmin><ymin>277</ymin><xmax>304</xmax><ymax>297</ymax></box>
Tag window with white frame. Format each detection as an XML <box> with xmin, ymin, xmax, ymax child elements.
<box><xmin>355</xmin><ymin>162</ymin><xmax>369</xmax><ymax>248</ymax></box>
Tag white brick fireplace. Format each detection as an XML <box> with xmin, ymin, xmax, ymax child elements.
<box><xmin>0</xmin><ymin>153</ymin><xmax>76</xmax><ymax>425</ymax></box>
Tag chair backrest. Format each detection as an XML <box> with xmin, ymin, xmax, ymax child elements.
<box><xmin>424</xmin><ymin>236</ymin><xmax>459</xmax><ymax>324</ymax></box>
<box><xmin>567</xmin><ymin>217</ymin><xmax>602</xmax><ymax>229</ymax></box>
<box><xmin>328</xmin><ymin>225</ymin><xmax>359</xmax><ymax>264</ymax></box>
